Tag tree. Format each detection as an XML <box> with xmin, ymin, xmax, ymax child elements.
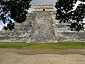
<box><xmin>55</xmin><ymin>0</ymin><xmax>85</xmax><ymax>31</ymax></box>
<box><xmin>70</xmin><ymin>3</ymin><xmax>85</xmax><ymax>31</ymax></box>
<box><xmin>0</xmin><ymin>0</ymin><xmax>32</xmax><ymax>30</ymax></box>
<box><xmin>55</xmin><ymin>0</ymin><xmax>77</xmax><ymax>23</ymax></box>
<box><xmin>80</xmin><ymin>0</ymin><xmax>85</xmax><ymax>2</ymax></box>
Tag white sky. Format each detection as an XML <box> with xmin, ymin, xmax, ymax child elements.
<box><xmin>0</xmin><ymin>25</ymin><xmax>3</xmax><ymax>30</ymax></box>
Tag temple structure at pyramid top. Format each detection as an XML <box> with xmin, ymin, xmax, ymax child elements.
<box><xmin>34</xmin><ymin>5</ymin><xmax>53</xmax><ymax>11</ymax></box>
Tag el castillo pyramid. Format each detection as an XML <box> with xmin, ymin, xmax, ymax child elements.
<box><xmin>0</xmin><ymin>5</ymin><xmax>85</xmax><ymax>43</ymax></box>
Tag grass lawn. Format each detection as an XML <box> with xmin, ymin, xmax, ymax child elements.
<box><xmin>0</xmin><ymin>42</ymin><xmax>85</xmax><ymax>50</ymax></box>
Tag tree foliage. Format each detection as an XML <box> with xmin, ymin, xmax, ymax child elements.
<box><xmin>55</xmin><ymin>0</ymin><xmax>85</xmax><ymax>31</ymax></box>
<box><xmin>55</xmin><ymin>0</ymin><xmax>77</xmax><ymax>23</ymax></box>
<box><xmin>70</xmin><ymin>3</ymin><xmax>85</xmax><ymax>31</ymax></box>
<box><xmin>0</xmin><ymin>0</ymin><xmax>32</xmax><ymax>30</ymax></box>
<box><xmin>80</xmin><ymin>0</ymin><xmax>85</xmax><ymax>2</ymax></box>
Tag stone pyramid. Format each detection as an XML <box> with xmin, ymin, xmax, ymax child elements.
<box><xmin>0</xmin><ymin>11</ymin><xmax>85</xmax><ymax>43</ymax></box>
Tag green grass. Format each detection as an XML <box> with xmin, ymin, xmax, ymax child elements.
<box><xmin>0</xmin><ymin>42</ymin><xmax>85</xmax><ymax>50</ymax></box>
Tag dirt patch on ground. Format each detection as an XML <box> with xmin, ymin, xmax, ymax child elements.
<box><xmin>0</xmin><ymin>49</ymin><xmax>85</xmax><ymax>55</ymax></box>
<box><xmin>0</xmin><ymin>49</ymin><xmax>85</xmax><ymax>64</ymax></box>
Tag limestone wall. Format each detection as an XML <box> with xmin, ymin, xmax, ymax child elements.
<box><xmin>0</xmin><ymin>11</ymin><xmax>85</xmax><ymax>43</ymax></box>
<box><xmin>35</xmin><ymin>5</ymin><xmax>53</xmax><ymax>11</ymax></box>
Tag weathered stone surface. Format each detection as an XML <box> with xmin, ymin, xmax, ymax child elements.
<box><xmin>0</xmin><ymin>11</ymin><xmax>85</xmax><ymax>43</ymax></box>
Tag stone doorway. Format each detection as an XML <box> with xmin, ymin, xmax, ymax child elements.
<box><xmin>43</xmin><ymin>9</ymin><xmax>45</xmax><ymax>11</ymax></box>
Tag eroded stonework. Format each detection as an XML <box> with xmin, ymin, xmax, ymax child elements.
<box><xmin>0</xmin><ymin>11</ymin><xmax>85</xmax><ymax>43</ymax></box>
